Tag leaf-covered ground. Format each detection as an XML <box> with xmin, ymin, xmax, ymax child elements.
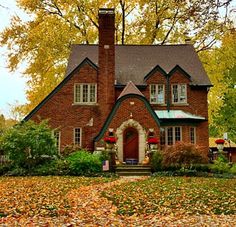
<box><xmin>0</xmin><ymin>176</ymin><xmax>236</xmax><ymax>226</ymax></box>
<box><xmin>103</xmin><ymin>177</ymin><xmax>236</xmax><ymax>216</ymax></box>
<box><xmin>0</xmin><ymin>176</ymin><xmax>113</xmax><ymax>221</ymax></box>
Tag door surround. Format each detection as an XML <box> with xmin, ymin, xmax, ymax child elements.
<box><xmin>116</xmin><ymin>119</ymin><xmax>146</xmax><ymax>163</ymax></box>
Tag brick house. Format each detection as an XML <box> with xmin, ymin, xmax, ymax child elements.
<box><xmin>24</xmin><ymin>8</ymin><xmax>211</xmax><ymax>164</ymax></box>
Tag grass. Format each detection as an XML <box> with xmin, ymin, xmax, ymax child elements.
<box><xmin>102</xmin><ymin>176</ymin><xmax>236</xmax><ymax>216</ymax></box>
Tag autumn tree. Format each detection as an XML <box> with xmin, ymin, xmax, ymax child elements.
<box><xmin>200</xmin><ymin>29</ymin><xmax>236</xmax><ymax>141</ymax></box>
<box><xmin>0</xmin><ymin>0</ymin><xmax>234</xmax><ymax>116</ymax></box>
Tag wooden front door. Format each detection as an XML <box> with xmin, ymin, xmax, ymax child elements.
<box><xmin>123</xmin><ymin>127</ymin><xmax>139</xmax><ymax>162</ymax></box>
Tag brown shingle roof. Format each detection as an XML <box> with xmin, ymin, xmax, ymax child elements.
<box><xmin>65</xmin><ymin>44</ymin><xmax>211</xmax><ymax>86</ymax></box>
<box><xmin>118</xmin><ymin>81</ymin><xmax>144</xmax><ymax>99</ymax></box>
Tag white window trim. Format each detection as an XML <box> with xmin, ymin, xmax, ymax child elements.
<box><xmin>171</xmin><ymin>84</ymin><xmax>187</xmax><ymax>104</ymax></box>
<box><xmin>74</xmin><ymin>128</ymin><xmax>82</xmax><ymax>146</ymax></box>
<box><xmin>74</xmin><ymin>83</ymin><xmax>97</xmax><ymax>104</ymax></box>
<box><xmin>165</xmin><ymin>126</ymin><xmax>182</xmax><ymax>145</ymax></box>
<box><xmin>150</xmin><ymin>84</ymin><xmax>165</xmax><ymax>104</ymax></box>
<box><xmin>190</xmin><ymin>127</ymin><xmax>196</xmax><ymax>144</ymax></box>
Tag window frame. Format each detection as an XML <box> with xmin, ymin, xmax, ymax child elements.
<box><xmin>53</xmin><ymin>131</ymin><xmax>61</xmax><ymax>154</ymax></box>
<box><xmin>171</xmin><ymin>84</ymin><xmax>187</xmax><ymax>104</ymax></box>
<box><xmin>190</xmin><ymin>127</ymin><xmax>196</xmax><ymax>144</ymax></box>
<box><xmin>74</xmin><ymin>128</ymin><xmax>82</xmax><ymax>146</ymax></box>
<box><xmin>160</xmin><ymin>126</ymin><xmax>182</xmax><ymax>145</ymax></box>
<box><xmin>74</xmin><ymin>83</ymin><xmax>97</xmax><ymax>104</ymax></box>
<box><xmin>150</xmin><ymin>84</ymin><xmax>165</xmax><ymax>104</ymax></box>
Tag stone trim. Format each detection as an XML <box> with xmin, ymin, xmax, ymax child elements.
<box><xmin>116</xmin><ymin>119</ymin><xmax>146</xmax><ymax>163</ymax></box>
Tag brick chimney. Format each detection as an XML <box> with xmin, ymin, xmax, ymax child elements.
<box><xmin>98</xmin><ymin>8</ymin><xmax>115</xmax><ymax>106</ymax></box>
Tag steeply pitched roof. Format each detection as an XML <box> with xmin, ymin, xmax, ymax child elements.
<box><xmin>65</xmin><ymin>44</ymin><xmax>211</xmax><ymax>86</ymax></box>
<box><xmin>118</xmin><ymin>81</ymin><xmax>144</xmax><ymax>99</ymax></box>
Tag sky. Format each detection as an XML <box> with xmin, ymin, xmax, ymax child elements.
<box><xmin>0</xmin><ymin>0</ymin><xmax>235</xmax><ymax>118</ymax></box>
<box><xmin>0</xmin><ymin>0</ymin><xmax>28</xmax><ymax>117</ymax></box>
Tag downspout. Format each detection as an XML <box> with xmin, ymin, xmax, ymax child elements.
<box><xmin>167</xmin><ymin>74</ymin><xmax>170</xmax><ymax>112</ymax></box>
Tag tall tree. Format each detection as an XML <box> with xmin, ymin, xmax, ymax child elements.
<box><xmin>0</xmin><ymin>0</ymin><xmax>234</xmax><ymax>116</ymax></box>
<box><xmin>205</xmin><ymin>30</ymin><xmax>236</xmax><ymax>141</ymax></box>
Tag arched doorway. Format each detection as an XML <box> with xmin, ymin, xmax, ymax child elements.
<box><xmin>123</xmin><ymin>127</ymin><xmax>139</xmax><ymax>162</ymax></box>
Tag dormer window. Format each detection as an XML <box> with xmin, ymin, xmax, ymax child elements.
<box><xmin>150</xmin><ymin>84</ymin><xmax>165</xmax><ymax>104</ymax></box>
<box><xmin>172</xmin><ymin>84</ymin><xmax>187</xmax><ymax>104</ymax></box>
<box><xmin>74</xmin><ymin>84</ymin><xmax>97</xmax><ymax>104</ymax></box>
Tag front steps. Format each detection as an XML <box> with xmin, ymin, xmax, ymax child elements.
<box><xmin>116</xmin><ymin>165</ymin><xmax>152</xmax><ymax>176</ymax></box>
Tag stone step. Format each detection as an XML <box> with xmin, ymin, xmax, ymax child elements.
<box><xmin>116</xmin><ymin>165</ymin><xmax>151</xmax><ymax>176</ymax></box>
<box><xmin>117</xmin><ymin>171</ymin><xmax>151</xmax><ymax>176</ymax></box>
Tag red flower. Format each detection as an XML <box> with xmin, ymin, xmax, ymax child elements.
<box><xmin>104</xmin><ymin>136</ymin><xmax>117</xmax><ymax>144</ymax></box>
<box><xmin>215</xmin><ymin>139</ymin><xmax>225</xmax><ymax>144</ymax></box>
<box><xmin>147</xmin><ymin>138</ymin><xmax>159</xmax><ymax>144</ymax></box>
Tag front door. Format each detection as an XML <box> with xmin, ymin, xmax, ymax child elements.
<box><xmin>123</xmin><ymin>127</ymin><xmax>139</xmax><ymax>162</ymax></box>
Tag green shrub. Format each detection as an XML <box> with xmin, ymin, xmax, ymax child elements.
<box><xmin>230</xmin><ymin>164</ymin><xmax>236</xmax><ymax>174</ymax></box>
<box><xmin>6</xmin><ymin>167</ymin><xmax>27</xmax><ymax>176</ymax></box>
<box><xmin>190</xmin><ymin>164</ymin><xmax>211</xmax><ymax>172</ymax></box>
<box><xmin>162</xmin><ymin>142</ymin><xmax>208</xmax><ymax>168</ymax></box>
<box><xmin>151</xmin><ymin>150</ymin><xmax>163</xmax><ymax>172</ymax></box>
<box><xmin>210</xmin><ymin>155</ymin><xmax>231</xmax><ymax>174</ymax></box>
<box><xmin>0</xmin><ymin>164</ymin><xmax>12</xmax><ymax>175</ymax></box>
<box><xmin>60</xmin><ymin>144</ymin><xmax>82</xmax><ymax>157</ymax></box>
<box><xmin>0</xmin><ymin>120</ymin><xmax>58</xmax><ymax>169</ymax></box>
<box><xmin>66</xmin><ymin>151</ymin><xmax>102</xmax><ymax>175</ymax></box>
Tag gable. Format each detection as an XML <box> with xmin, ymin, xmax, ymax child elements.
<box><xmin>94</xmin><ymin>94</ymin><xmax>161</xmax><ymax>142</ymax></box>
<box><xmin>24</xmin><ymin>58</ymin><xmax>98</xmax><ymax>121</ymax></box>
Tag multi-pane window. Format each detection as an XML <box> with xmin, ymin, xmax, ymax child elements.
<box><xmin>150</xmin><ymin>84</ymin><xmax>165</xmax><ymax>104</ymax></box>
<box><xmin>161</xmin><ymin>126</ymin><xmax>182</xmax><ymax>145</ymax></box>
<box><xmin>74</xmin><ymin>84</ymin><xmax>97</xmax><ymax>104</ymax></box>
<box><xmin>160</xmin><ymin>127</ymin><xmax>166</xmax><ymax>145</ymax></box>
<box><xmin>74</xmin><ymin>128</ymin><xmax>82</xmax><ymax>146</ymax></box>
<box><xmin>172</xmin><ymin>84</ymin><xmax>187</xmax><ymax>103</ymax></box>
<box><xmin>53</xmin><ymin>131</ymin><xmax>61</xmax><ymax>153</ymax></box>
<box><xmin>190</xmin><ymin>127</ymin><xmax>196</xmax><ymax>144</ymax></box>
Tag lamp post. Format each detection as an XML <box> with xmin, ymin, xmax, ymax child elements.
<box><xmin>215</xmin><ymin>139</ymin><xmax>225</xmax><ymax>158</ymax></box>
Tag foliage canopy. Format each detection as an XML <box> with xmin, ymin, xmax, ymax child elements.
<box><xmin>0</xmin><ymin>0</ymin><xmax>234</xmax><ymax>116</ymax></box>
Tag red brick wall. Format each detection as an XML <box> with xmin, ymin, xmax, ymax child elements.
<box><xmin>106</xmin><ymin>97</ymin><xmax>160</xmax><ymax>137</ymax></box>
<box><xmin>144</xmin><ymin>71</ymin><xmax>168</xmax><ymax>107</ymax></box>
<box><xmin>143</xmin><ymin>69</ymin><xmax>209</xmax><ymax>153</ymax></box>
<box><xmin>98</xmin><ymin>9</ymin><xmax>115</xmax><ymax>120</ymax></box>
<box><xmin>30</xmin><ymin>63</ymin><xmax>101</xmax><ymax>151</ymax></box>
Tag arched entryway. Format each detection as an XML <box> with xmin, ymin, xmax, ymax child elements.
<box><xmin>123</xmin><ymin>127</ymin><xmax>139</xmax><ymax>162</ymax></box>
<box><xmin>116</xmin><ymin>119</ymin><xmax>146</xmax><ymax>163</ymax></box>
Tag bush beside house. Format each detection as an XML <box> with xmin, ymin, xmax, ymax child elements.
<box><xmin>0</xmin><ymin>121</ymin><xmax>111</xmax><ymax>176</ymax></box>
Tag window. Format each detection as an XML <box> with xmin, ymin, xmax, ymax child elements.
<box><xmin>172</xmin><ymin>84</ymin><xmax>187</xmax><ymax>103</ymax></box>
<box><xmin>190</xmin><ymin>127</ymin><xmax>196</xmax><ymax>144</ymax></box>
<box><xmin>167</xmin><ymin>127</ymin><xmax>173</xmax><ymax>145</ymax></box>
<box><xmin>53</xmin><ymin>131</ymin><xmax>61</xmax><ymax>153</ymax></box>
<box><xmin>161</xmin><ymin>126</ymin><xmax>182</xmax><ymax>145</ymax></box>
<box><xmin>150</xmin><ymin>84</ymin><xmax>165</xmax><ymax>104</ymax></box>
<box><xmin>74</xmin><ymin>128</ymin><xmax>82</xmax><ymax>146</ymax></box>
<box><xmin>74</xmin><ymin>84</ymin><xmax>97</xmax><ymax>104</ymax></box>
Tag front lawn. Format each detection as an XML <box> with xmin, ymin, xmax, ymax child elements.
<box><xmin>102</xmin><ymin>177</ymin><xmax>236</xmax><ymax>216</ymax></box>
<box><xmin>0</xmin><ymin>176</ymin><xmax>112</xmax><ymax>218</ymax></box>
<box><xmin>1</xmin><ymin>176</ymin><xmax>235</xmax><ymax>225</ymax></box>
